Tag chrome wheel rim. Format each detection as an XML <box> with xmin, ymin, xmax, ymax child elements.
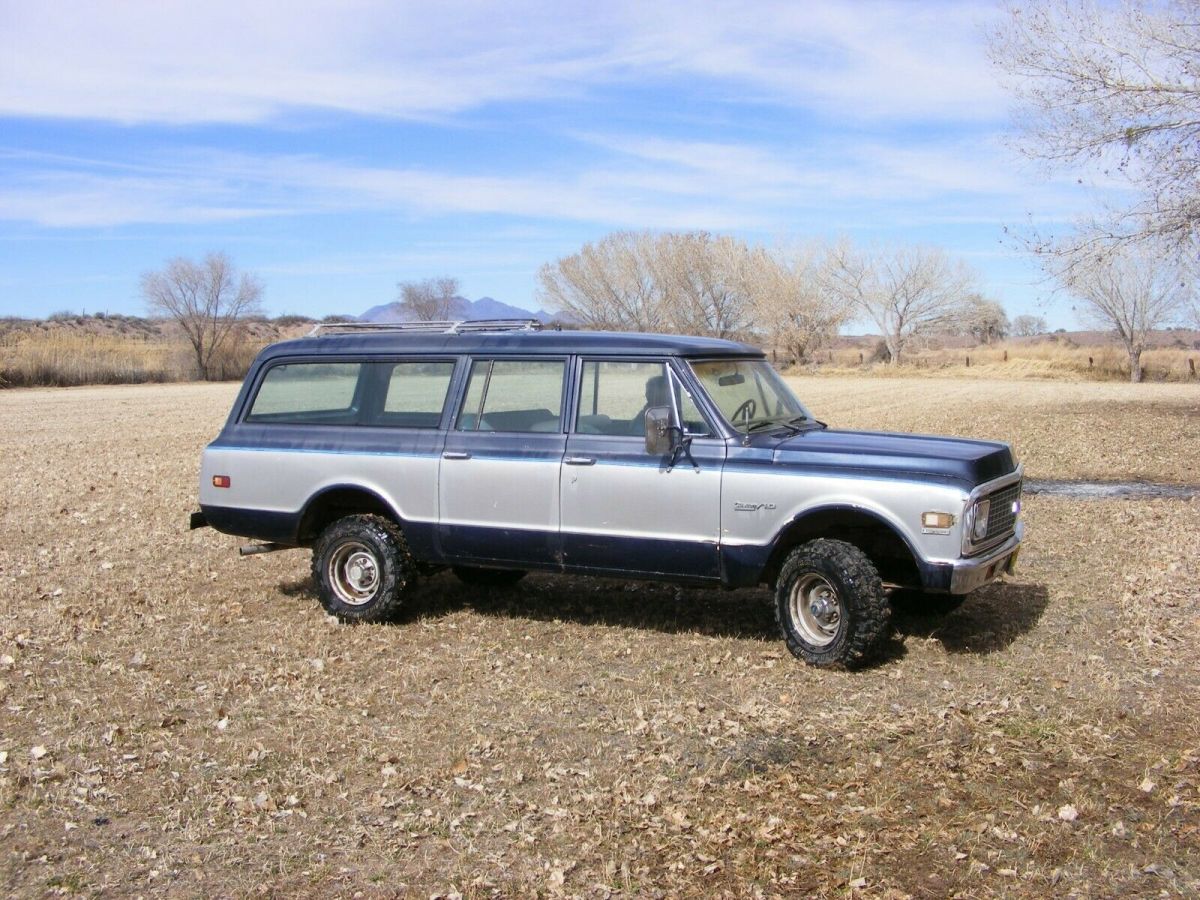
<box><xmin>789</xmin><ymin>573</ymin><xmax>842</xmax><ymax>647</ymax></box>
<box><xmin>328</xmin><ymin>541</ymin><xmax>380</xmax><ymax>606</ymax></box>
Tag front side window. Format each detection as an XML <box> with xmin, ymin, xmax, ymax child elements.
<box><xmin>457</xmin><ymin>359</ymin><xmax>565</xmax><ymax>432</ymax></box>
<box><xmin>247</xmin><ymin>362</ymin><xmax>361</xmax><ymax>423</ymax></box>
<box><xmin>576</xmin><ymin>360</ymin><xmax>711</xmax><ymax>436</ymax></box>
<box><xmin>576</xmin><ymin>360</ymin><xmax>666</xmax><ymax>436</ymax></box>
<box><xmin>690</xmin><ymin>359</ymin><xmax>811</xmax><ymax>433</ymax></box>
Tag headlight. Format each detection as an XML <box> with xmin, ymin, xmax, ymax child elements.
<box><xmin>971</xmin><ymin>498</ymin><xmax>991</xmax><ymax>541</ymax></box>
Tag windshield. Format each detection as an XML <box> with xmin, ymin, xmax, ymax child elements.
<box><xmin>689</xmin><ymin>359</ymin><xmax>813</xmax><ymax>433</ymax></box>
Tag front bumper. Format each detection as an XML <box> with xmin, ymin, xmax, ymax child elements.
<box><xmin>948</xmin><ymin>522</ymin><xmax>1023</xmax><ymax>594</ymax></box>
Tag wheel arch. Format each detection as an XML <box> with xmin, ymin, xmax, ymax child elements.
<box><xmin>763</xmin><ymin>504</ymin><xmax>922</xmax><ymax>589</ymax></box>
<box><xmin>297</xmin><ymin>484</ymin><xmax>402</xmax><ymax>545</ymax></box>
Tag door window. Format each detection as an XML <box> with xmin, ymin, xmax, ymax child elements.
<box><xmin>377</xmin><ymin>361</ymin><xmax>455</xmax><ymax>427</ymax></box>
<box><xmin>457</xmin><ymin>359</ymin><xmax>566</xmax><ymax>432</ymax></box>
<box><xmin>576</xmin><ymin>360</ymin><xmax>711</xmax><ymax>436</ymax></box>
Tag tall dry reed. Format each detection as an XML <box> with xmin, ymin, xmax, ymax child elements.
<box><xmin>0</xmin><ymin>331</ymin><xmax>260</xmax><ymax>387</ymax></box>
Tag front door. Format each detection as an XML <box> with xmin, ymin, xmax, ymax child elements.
<box><xmin>437</xmin><ymin>357</ymin><xmax>568</xmax><ymax>566</ymax></box>
<box><xmin>559</xmin><ymin>359</ymin><xmax>724</xmax><ymax>580</ymax></box>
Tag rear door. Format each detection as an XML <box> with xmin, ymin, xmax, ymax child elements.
<box><xmin>437</xmin><ymin>357</ymin><xmax>568</xmax><ymax>566</ymax></box>
<box><xmin>559</xmin><ymin>358</ymin><xmax>725</xmax><ymax>580</ymax></box>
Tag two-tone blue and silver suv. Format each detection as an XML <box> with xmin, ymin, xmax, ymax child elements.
<box><xmin>191</xmin><ymin>321</ymin><xmax>1022</xmax><ymax>668</ymax></box>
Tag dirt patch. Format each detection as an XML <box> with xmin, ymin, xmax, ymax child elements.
<box><xmin>1026</xmin><ymin>479</ymin><xmax>1200</xmax><ymax>500</ymax></box>
<box><xmin>0</xmin><ymin>380</ymin><xmax>1197</xmax><ymax>897</ymax></box>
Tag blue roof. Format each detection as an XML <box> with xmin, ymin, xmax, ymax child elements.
<box><xmin>257</xmin><ymin>329</ymin><xmax>764</xmax><ymax>361</ymax></box>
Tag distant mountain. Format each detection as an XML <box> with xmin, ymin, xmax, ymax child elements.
<box><xmin>359</xmin><ymin>296</ymin><xmax>569</xmax><ymax>325</ymax></box>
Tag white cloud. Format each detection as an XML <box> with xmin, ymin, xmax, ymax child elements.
<box><xmin>0</xmin><ymin>131</ymin><xmax>1094</xmax><ymax>235</ymax></box>
<box><xmin>0</xmin><ymin>1</ymin><xmax>1005</xmax><ymax>125</ymax></box>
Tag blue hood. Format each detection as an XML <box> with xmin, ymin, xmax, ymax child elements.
<box><xmin>770</xmin><ymin>428</ymin><xmax>1016</xmax><ymax>488</ymax></box>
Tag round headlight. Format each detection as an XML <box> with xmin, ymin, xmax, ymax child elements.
<box><xmin>972</xmin><ymin>499</ymin><xmax>991</xmax><ymax>541</ymax></box>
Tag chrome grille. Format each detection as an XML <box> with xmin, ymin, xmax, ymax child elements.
<box><xmin>983</xmin><ymin>481</ymin><xmax>1022</xmax><ymax>543</ymax></box>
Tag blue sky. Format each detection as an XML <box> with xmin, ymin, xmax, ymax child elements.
<box><xmin>0</xmin><ymin>0</ymin><xmax>1107</xmax><ymax>327</ymax></box>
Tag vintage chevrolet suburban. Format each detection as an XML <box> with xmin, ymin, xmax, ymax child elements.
<box><xmin>191</xmin><ymin>321</ymin><xmax>1023</xmax><ymax>667</ymax></box>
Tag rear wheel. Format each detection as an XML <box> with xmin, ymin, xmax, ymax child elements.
<box><xmin>312</xmin><ymin>515</ymin><xmax>416</xmax><ymax>622</ymax></box>
<box><xmin>452</xmin><ymin>566</ymin><xmax>527</xmax><ymax>588</ymax></box>
<box><xmin>774</xmin><ymin>539</ymin><xmax>890</xmax><ymax>668</ymax></box>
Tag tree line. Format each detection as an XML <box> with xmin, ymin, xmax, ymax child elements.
<box><xmin>145</xmin><ymin>2</ymin><xmax>1200</xmax><ymax>384</ymax></box>
<box><xmin>536</xmin><ymin>231</ymin><xmax>1013</xmax><ymax>365</ymax></box>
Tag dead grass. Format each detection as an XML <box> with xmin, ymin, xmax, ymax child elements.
<box><xmin>0</xmin><ymin>379</ymin><xmax>1197</xmax><ymax>897</ymax></box>
<box><xmin>0</xmin><ymin>319</ymin><xmax>286</xmax><ymax>387</ymax></box>
<box><xmin>805</xmin><ymin>339</ymin><xmax>1200</xmax><ymax>383</ymax></box>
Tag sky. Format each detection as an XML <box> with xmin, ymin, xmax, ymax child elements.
<box><xmin>0</xmin><ymin>0</ymin><xmax>1111</xmax><ymax>328</ymax></box>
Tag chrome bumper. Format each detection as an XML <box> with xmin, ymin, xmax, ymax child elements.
<box><xmin>948</xmin><ymin>522</ymin><xmax>1023</xmax><ymax>594</ymax></box>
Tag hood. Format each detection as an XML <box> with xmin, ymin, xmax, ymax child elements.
<box><xmin>770</xmin><ymin>428</ymin><xmax>1016</xmax><ymax>488</ymax></box>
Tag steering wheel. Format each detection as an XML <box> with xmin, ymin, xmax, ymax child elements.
<box><xmin>731</xmin><ymin>398</ymin><xmax>757</xmax><ymax>425</ymax></box>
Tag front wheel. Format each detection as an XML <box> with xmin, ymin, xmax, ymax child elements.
<box><xmin>774</xmin><ymin>539</ymin><xmax>890</xmax><ymax>668</ymax></box>
<box><xmin>311</xmin><ymin>515</ymin><xmax>416</xmax><ymax>622</ymax></box>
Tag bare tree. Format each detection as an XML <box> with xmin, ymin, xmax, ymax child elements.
<box><xmin>1012</xmin><ymin>313</ymin><xmax>1047</xmax><ymax>337</ymax></box>
<box><xmin>1046</xmin><ymin>235</ymin><xmax>1193</xmax><ymax>381</ymax></box>
<box><xmin>398</xmin><ymin>277</ymin><xmax>460</xmax><ymax>321</ymax></box>
<box><xmin>824</xmin><ymin>242</ymin><xmax>976</xmax><ymax>364</ymax></box>
<box><xmin>957</xmin><ymin>295</ymin><xmax>1010</xmax><ymax>345</ymax></box>
<box><xmin>657</xmin><ymin>232</ymin><xmax>754</xmax><ymax>338</ymax></box>
<box><xmin>537</xmin><ymin>232</ymin><xmax>669</xmax><ymax>332</ymax></box>
<box><xmin>989</xmin><ymin>0</ymin><xmax>1200</xmax><ymax>249</ymax></box>
<box><xmin>141</xmin><ymin>252</ymin><xmax>263</xmax><ymax>380</ymax></box>
<box><xmin>743</xmin><ymin>243</ymin><xmax>849</xmax><ymax>363</ymax></box>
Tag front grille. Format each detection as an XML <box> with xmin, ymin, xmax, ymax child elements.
<box><xmin>983</xmin><ymin>481</ymin><xmax>1022</xmax><ymax>544</ymax></box>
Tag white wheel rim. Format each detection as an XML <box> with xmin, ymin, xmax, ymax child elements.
<box><xmin>788</xmin><ymin>573</ymin><xmax>842</xmax><ymax>647</ymax></box>
<box><xmin>328</xmin><ymin>541</ymin><xmax>380</xmax><ymax>606</ymax></box>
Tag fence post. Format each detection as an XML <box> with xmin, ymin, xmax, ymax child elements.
<box><xmin>1189</xmin><ymin>357</ymin><xmax>1196</xmax><ymax>378</ymax></box>
<box><xmin>1003</xmin><ymin>350</ymin><xmax>1008</xmax><ymax>362</ymax></box>
<box><xmin>858</xmin><ymin>351</ymin><xmax>864</xmax><ymax>365</ymax></box>
<box><xmin>1089</xmin><ymin>356</ymin><xmax>1094</xmax><ymax>369</ymax></box>
<box><xmin>965</xmin><ymin>355</ymin><xmax>970</xmax><ymax>368</ymax></box>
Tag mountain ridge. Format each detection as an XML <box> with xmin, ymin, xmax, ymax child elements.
<box><xmin>359</xmin><ymin>296</ymin><xmax>566</xmax><ymax>324</ymax></box>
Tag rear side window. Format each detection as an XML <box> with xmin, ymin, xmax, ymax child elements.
<box><xmin>247</xmin><ymin>362</ymin><xmax>362</xmax><ymax>424</ymax></box>
<box><xmin>377</xmin><ymin>361</ymin><xmax>455</xmax><ymax>427</ymax></box>
<box><xmin>457</xmin><ymin>359</ymin><xmax>565</xmax><ymax>432</ymax></box>
<box><xmin>246</xmin><ymin>359</ymin><xmax>456</xmax><ymax>427</ymax></box>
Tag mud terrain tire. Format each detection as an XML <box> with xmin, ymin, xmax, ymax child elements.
<box><xmin>775</xmin><ymin>539</ymin><xmax>890</xmax><ymax>668</ymax></box>
<box><xmin>312</xmin><ymin>515</ymin><xmax>415</xmax><ymax>622</ymax></box>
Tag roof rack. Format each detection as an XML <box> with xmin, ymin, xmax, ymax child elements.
<box><xmin>307</xmin><ymin>319</ymin><xmax>545</xmax><ymax>337</ymax></box>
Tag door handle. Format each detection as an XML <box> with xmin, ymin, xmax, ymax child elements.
<box><xmin>442</xmin><ymin>451</ymin><xmax>472</xmax><ymax>460</ymax></box>
<box><xmin>564</xmin><ymin>456</ymin><xmax>596</xmax><ymax>466</ymax></box>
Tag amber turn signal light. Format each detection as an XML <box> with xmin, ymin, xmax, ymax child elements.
<box><xmin>921</xmin><ymin>511</ymin><xmax>954</xmax><ymax>529</ymax></box>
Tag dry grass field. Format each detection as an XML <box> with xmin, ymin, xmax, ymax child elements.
<box><xmin>1</xmin><ymin>377</ymin><xmax>1197</xmax><ymax>897</ymax></box>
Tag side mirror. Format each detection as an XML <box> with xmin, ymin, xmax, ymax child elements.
<box><xmin>644</xmin><ymin>406</ymin><xmax>674</xmax><ymax>455</ymax></box>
